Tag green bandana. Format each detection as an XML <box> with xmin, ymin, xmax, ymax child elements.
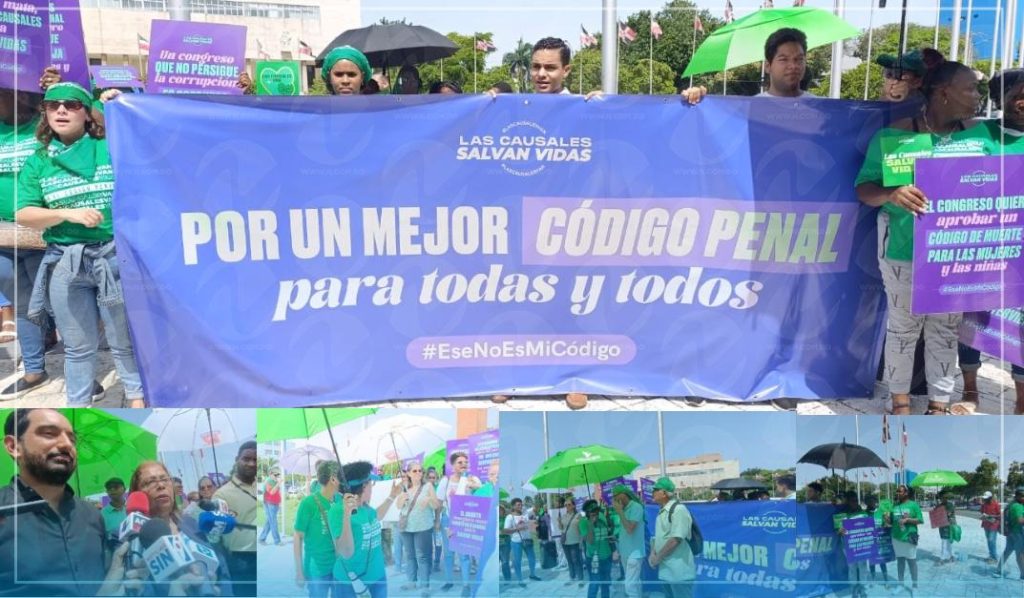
<box><xmin>43</xmin><ymin>82</ymin><xmax>93</xmax><ymax>109</ymax></box>
<box><xmin>50</xmin><ymin>135</ymin><xmax>102</xmax><ymax>180</ymax></box>
<box><xmin>321</xmin><ymin>46</ymin><xmax>372</xmax><ymax>88</ymax></box>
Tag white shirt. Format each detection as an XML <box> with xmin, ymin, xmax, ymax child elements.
<box><xmin>755</xmin><ymin>89</ymin><xmax>815</xmax><ymax>98</ymax></box>
<box><xmin>504</xmin><ymin>513</ymin><xmax>533</xmax><ymax>544</ymax></box>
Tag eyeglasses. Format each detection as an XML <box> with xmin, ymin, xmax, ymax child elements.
<box><xmin>409</xmin><ymin>469</ymin><xmax>423</xmax><ymax>473</ymax></box>
<box><xmin>43</xmin><ymin>100</ymin><xmax>86</xmax><ymax>112</ymax></box>
<box><xmin>140</xmin><ymin>476</ymin><xmax>172</xmax><ymax>489</ymax></box>
<box><xmin>199</xmin><ymin>484</ymin><xmax>214</xmax><ymax>490</ymax></box>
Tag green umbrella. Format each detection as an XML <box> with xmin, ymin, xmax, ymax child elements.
<box><xmin>683</xmin><ymin>8</ymin><xmax>859</xmax><ymax>76</ymax></box>
<box><xmin>0</xmin><ymin>409</ymin><xmax>157</xmax><ymax>498</ymax></box>
<box><xmin>423</xmin><ymin>445</ymin><xmax>446</xmax><ymax>474</ymax></box>
<box><xmin>257</xmin><ymin>408</ymin><xmax>376</xmax><ymax>442</ymax></box>
<box><xmin>910</xmin><ymin>470</ymin><xmax>968</xmax><ymax>488</ymax></box>
<box><xmin>499</xmin><ymin>488</ymin><xmax>510</xmax><ymax>500</ymax></box>
<box><xmin>529</xmin><ymin>445</ymin><xmax>640</xmax><ymax>492</ymax></box>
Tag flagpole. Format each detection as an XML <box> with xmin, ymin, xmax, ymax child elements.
<box><xmin>473</xmin><ymin>37</ymin><xmax>478</xmax><ymax>93</ymax></box>
<box><xmin>1005</xmin><ymin>0</ymin><xmax>1020</xmax><ymax>69</ymax></box>
<box><xmin>951</xmin><ymin>0</ymin><xmax>964</xmax><ymax>60</ymax></box>
<box><xmin>690</xmin><ymin>17</ymin><xmax>698</xmax><ymax>88</ymax></box>
<box><xmin>828</xmin><ymin>0</ymin><xmax>846</xmax><ymax>98</ymax></box>
<box><xmin>963</xmin><ymin>0</ymin><xmax>974</xmax><ymax>65</ymax></box>
<box><xmin>934</xmin><ymin>0</ymin><xmax>942</xmax><ymax>49</ymax></box>
<box><xmin>987</xmin><ymin>3</ymin><xmax>1001</xmax><ymax>116</ymax></box>
<box><xmin>855</xmin><ymin>416</ymin><xmax>861</xmax><ymax>503</ymax></box>
<box><xmin>649</xmin><ymin>15</ymin><xmax>654</xmax><ymax>95</ymax></box>
<box><xmin>602</xmin><ymin>0</ymin><xmax>619</xmax><ymax>93</ymax></box>
<box><xmin>864</xmin><ymin>1</ymin><xmax>876</xmax><ymax>100</ymax></box>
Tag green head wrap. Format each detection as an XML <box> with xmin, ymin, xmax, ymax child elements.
<box><xmin>612</xmin><ymin>484</ymin><xmax>640</xmax><ymax>504</ymax></box>
<box><xmin>321</xmin><ymin>46</ymin><xmax>372</xmax><ymax>90</ymax></box>
<box><xmin>44</xmin><ymin>82</ymin><xmax>93</xmax><ymax>109</ymax></box>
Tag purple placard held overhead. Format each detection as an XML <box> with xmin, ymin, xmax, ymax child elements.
<box><xmin>640</xmin><ymin>478</ymin><xmax>656</xmax><ymax>504</ymax></box>
<box><xmin>842</xmin><ymin>517</ymin><xmax>879</xmax><ymax>564</ymax></box>
<box><xmin>146</xmin><ymin>20</ymin><xmax>245</xmax><ymax>95</ymax></box>
<box><xmin>48</xmin><ymin>0</ymin><xmax>89</xmax><ymax>88</ymax></box>
<box><xmin>91</xmin><ymin>65</ymin><xmax>142</xmax><ymax>89</ymax></box>
<box><xmin>961</xmin><ymin>309</ymin><xmax>1024</xmax><ymax>367</ymax></box>
<box><xmin>0</xmin><ymin>0</ymin><xmax>49</xmax><ymax>91</ymax></box>
<box><xmin>913</xmin><ymin>155</ymin><xmax>1024</xmax><ymax>314</ymax></box>
<box><xmin>599</xmin><ymin>477</ymin><xmax>636</xmax><ymax>504</ymax></box>
<box><xmin>448</xmin><ymin>495</ymin><xmax>495</xmax><ymax>558</ymax></box>
<box><xmin>467</xmin><ymin>429</ymin><xmax>499</xmax><ymax>479</ymax></box>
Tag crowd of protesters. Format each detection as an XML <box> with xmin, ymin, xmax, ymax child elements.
<box><xmin>0</xmin><ymin>408</ymin><xmax>259</xmax><ymax>596</ymax></box>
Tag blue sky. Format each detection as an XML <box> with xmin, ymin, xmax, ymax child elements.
<box><xmin>363</xmin><ymin>0</ymin><xmax>1021</xmax><ymax>70</ymax></box>
<box><xmin>499</xmin><ymin>411</ymin><xmax>795</xmax><ymax>494</ymax></box>
<box><xmin>796</xmin><ymin>415</ymin><xmax>1024</xmax><ymax>487</ymax></box>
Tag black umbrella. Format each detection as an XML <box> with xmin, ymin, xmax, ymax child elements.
<box><xmin>798</xmin><ymin>441</ymin><xmax>887</xmax><ymax>471</ymax></box>
<box><xmin>316</xmin><ymin>24</ymin><xmax>458</xmax><ymax>68</ymax></box>
<box><xmin>711</xmin><ymin>477</ymin><xmax>768</xmax><ymax>491</ymax></box>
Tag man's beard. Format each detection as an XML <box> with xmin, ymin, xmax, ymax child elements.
<box><xmin>22</xmin><ymin>448</ymin><xmax>75</xmax><ymax>486</ymax></box>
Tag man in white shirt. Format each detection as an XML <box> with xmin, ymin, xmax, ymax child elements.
<box><xmin>775</xmin><ymin>474</ymin><xmax>797</xmax><ymax>500</ymax></box>
<box><xmin>649</xmin><ymin>477</ymin><xmax>696</xmax><ymax>598</ymax></box>
<box><xmin>755</xmin><ymin>28</ymin><xmax>815</xmax><ymax>98</ymax></box>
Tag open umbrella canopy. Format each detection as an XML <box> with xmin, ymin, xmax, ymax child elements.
<box><xmin>423</xmin><ymin>445</ymin><xmax>446</xmax><ymax>474</ymax></box>
<box><xmin>141</xmin><ymin>409</ymin><xmax>254</xmax><ymax>453</ymax></box>
<box><xmin>317</xmin><ymin>23</ymin><xmax>458</xmax><ymax>67</ymax></box>
<box><xmin>683</xmin><ymin>8</ymin><xmax>859</xmax><ymax>76</ymax></box>
<box><xmin>529</xmin><ymin>445</ymin><xmax>639</xmax><ymax>491</ymax></box>
<box><xmin>910</xmin><ymin>470</ymin><xmax>968</xmax><ymax>488</ymax></box>
<box><xmin>257</xmin><ymin>408</ymin><xmax>376</xmax><ymax>442</ymax></box>
<box><xmin>798</xmin><ymin>441</ymin><xmax>887</xmax><ymax>471</ymax></box>
<box><xmin>344</xmin><ymin>414</ymin><xmax>452</xmax><ymax>464</ymax></box>
<box><xmin>711</xmin><ymin>477</ymin><xmax>769</xmax><ymax>491</ymax></box>
<box><xmin>0</xmin><ymin>409</ymin><xmax>157</xmax><ymax>497</ymax></box>
<box><xmin>280</xmin><ymin>445</ymin><xmax>335</xmax><ymax>477</ymax></box>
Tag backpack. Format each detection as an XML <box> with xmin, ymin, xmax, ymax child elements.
<box><xmin>667</xmin><ymin>502</ymin><xmax>703</xmax><ymax>556</ymax></box>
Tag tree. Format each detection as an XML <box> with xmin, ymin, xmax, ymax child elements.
<box><xmin>813</xmin><ymin>61</ymin><xmax>886</xmax><ymax>100</ymax></box>
<box><xmin>502</xmin><ymin>38</ymin><xmax>533</xmax><ymax>92</ymax></box>
<box><xmin>852</xmin><ymin>23</ymin><xmax>953</xmax><ymax>62</ymax></box>
<box><xmin>619</xmin><ymin>59</ymin><xmax>677</xmax><ymax>94</ymax></box>
<box><xmin>414</xmin><ymin>32</ymin><xmax>497</xmax><ymax>93</ymax></box>
<box><xmin>1007</xmin><ymin>461</ymin><xmax>1024</xmax><ymax>492</ymax></box>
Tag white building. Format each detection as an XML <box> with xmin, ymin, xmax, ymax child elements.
<box><xmin>634</xmin><ymin>453</ymin><xmax>741</xmax><ymax>490</ymax></box>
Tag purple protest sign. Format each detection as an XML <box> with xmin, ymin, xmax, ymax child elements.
<box><xmin>641</xmin><ymin>478</ymin><xmax>655</xmax><ymax>504</ymax></box>
<box><xmin>869</xmin><ymin>524</ymin><xmax>895</xmax><ymax>565</ymax></box>
<box><xmin>90</xmin><ymin>65</ymin><xmax>142</xmax><ymax>89</ymax></box>
<box><xmin>913</xmin><ymin>156</ymin><xmax>1024</xmax><ymax>314</ymax></box>
<box><xmin>961</xmin><ymin>309</ymin><xmax>1024</xmax><ymax>367</ymax></box>
<box><xmin>48</xmin><ymin>0</ymin><xmax>89</xmax><ymax>88</ymax></box>
<box><xmin>467</xmin><ymin>429</ymin><xmax>499</xmax><ymax>479</ymax></box>
<box><xmin>448</xmin><ymin>495</ymin><xmax>495</xmax><ymax>559</ymax></box>
<box><xmin>842</xmin><ymin>517</ymin><xmax>879</xmax><ymax>564</ymax></box>
<box><xmin>0</xmin><ymin>0</ymin><xmax>49</xmax><ymax>91</ymax></box>
<box><xmin>146</xmin><ymin>20</ymin><xmax>245</xmax><ymax>95</ymax></box>
<box><xmin>400</xmin><ymin>452</ymin><xmax>425</xmax><ymax>472</ymax></box>
<box><xmin>599</xmin><ymin>477</ymin><xmax>636</xmax><ymax>504</ymax></box>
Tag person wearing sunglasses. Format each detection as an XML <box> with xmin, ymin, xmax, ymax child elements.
<box><xmin>395</xmin><ymin>462</ymin><xmax>441</xmax><ymax>596</ymax></box>
<box><xmin>15</xmin><ymin>82</ymin><xmax>144</xmax><ymax>408</ymax></box>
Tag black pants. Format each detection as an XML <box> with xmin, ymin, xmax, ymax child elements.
<box><xmin>564</xmin><ymin>543</ymin><xmax>584</xmax><ymax>581</ymax></box>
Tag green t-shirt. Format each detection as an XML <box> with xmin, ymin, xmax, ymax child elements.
<box><xmin>833</xmin><ymin>507</ymin><xmax>869</xmax><ymax>533</ymax></box>
<box><xmin>889</xmin><ymin>500</ymin><xmax>923</xmax><ymax>543</ymax></box>
<box><xmin>100</xmin><ymin>503</ymin><xmax>126</xmax><ymax>538</ymax></box>
<box><xmin>856</xmin><ymin>125</ymin><xmax>990</xmax><ymax>261</ymax></box>
<box><xmin>295</xmin><ymin>493</ymin><xmax>340</xmax><ymax>579</ymax></box>
<box><xmin>328</xmin><ymin>503</ymin><xmax>385</xmax><ymax>584</ymax></box>
<box><xmin>579</xmin><ymin>515</ymin><xmax>613</xmax><ymax>559</ymax></box>
<box><xmin>1009</xmin><ymin>502</ymin><xmax>1024</xmax><ymax>533</ymax></box>
<box><xmin>0</xmin><ymin>116</ymin><xmax>41</xmax><ymax>222</ymax></box>
<box><xmin>976</xmin><ymin>120</ymin><xmax>1024</xmax><ymax>155</ymax></box>
<box><xmin>16</xmin><ymin>136</ymin><xmax>115</xmax><ymax>245</ymax></box>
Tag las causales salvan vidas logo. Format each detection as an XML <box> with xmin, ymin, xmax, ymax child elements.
<box><xmin>456</xmin><ymin>120</ymin><xmax>592</xmax><ymax>177</ymax></box>
<box><xmin>740</xmin><ymin>510</ymin><xmax>796</xmax><ymax>535</ymax></box>
<box><xmin>960</xmin><ymin>170</ymin><xmax>998</xmax><ymax>187</ymax></box>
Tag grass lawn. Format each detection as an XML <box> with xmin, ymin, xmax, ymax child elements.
<box><xmin>254</xmin><ymin>495</ymin><xmax>304</xmax><ymax>536</ymax></box>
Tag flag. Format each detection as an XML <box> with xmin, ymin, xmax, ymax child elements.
<box><xmin>902</xmin><ymin>423</ymin><xmax>908</xmax><ymax>447</ymax></box>
<box><xmin>694</xmin><ymin>16</ymin><xmax>705</xmax><ymax>33</ymax></box>
<box><xmin>882</xmin><ymin>414</ymin><xmax>891</xmax><ymax>444</ymax></box>
<box><xmin>137</xmin><ymin>33</ymin><xmax>149</xmax><ymax>52</ymax></box>
<box><xmin>475</xmin><ymin>39</ymin><xmax>496</xmax><ymax>52</ymax></box>
<box><xmin>793</xmin><ymin>0</ymin><xmax>805</xmax><ymax>5</ymax></box>
<box><xmin>725</xmin><ymin>0</ymin><xmax>735</xmax><ymax>22</ymax></box>
<box><xmin>651</xmin><ymin>19</ymin><xmax>663</xmax><ymax>40</ymax></box>
<box><xmin>763</xmin><ymin>0</ymin><xmax>774</xmax><ymax>7</ymax></box>
<box><xmin>257</xmin><ymin>39</ymin><xmax>270</xmax><ymax>59</ymax></box>
<box><xmin>298</xmin><ymin>40</ymin><xmax>313</xmax><ymax>57</ymax></box>
<box><xmin>619</xmin><ymin>22</ymin><xmax>637</xmax><ymax>43</ymax></box>
<box><xmin>580</xmin><ymin>25</ymin><xmax>598</xmax><ymax>48</ymax></box>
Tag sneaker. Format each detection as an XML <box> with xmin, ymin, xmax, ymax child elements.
<box><xmin>528</xmin><ymin>575</ymin><xmax>541</xmax><ymax>581</ymax></box>
<box><xmin>440</xmin><ymin>584</ymin><xmax>454</xmax><ymax>591</ymax></box>
<box><xmin>91</xmin><ymin>380</ymin><xmax>105</xmax><ymax>400</ymax></box>
<box><xmin>0</xmin><ymin>372</ymin><xmax>50</xmax><ymax>399</ymax></box>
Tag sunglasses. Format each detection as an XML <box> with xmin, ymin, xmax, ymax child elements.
<box><xmin>409</xmin><ymin>469</ymin><xmax>423</xmax><ymax>473</ymax></box>
<box><xmin>43</xmin><ymin>99</ymin><xmax>86</xmax><ymax>112</ymax></box>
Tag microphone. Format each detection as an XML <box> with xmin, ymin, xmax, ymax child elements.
<box><xmin>119</xmin><ymin>492</ymin><xmax>151</xmax><ymax>573</ymax></box>
<box><xmin>197</xmin><ymin>500</ymin><xmax>236</xmax><ymax>543</ymax></box>
<box><xmin>139</xmin><ymin>519</ymin><xmax>197</xmax><ymax>583</ymax></box>
<box><xmin>179</xmin><ymin>535</ymin><xmax>220</xmax><ymax>597</ymax></box>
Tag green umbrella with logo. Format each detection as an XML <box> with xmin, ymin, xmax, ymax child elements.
<box><xmin>683</xmin><ymin>8</ymin><xmax>859</xmax><ymax>76</ymax></box>
<box><xmin>257</xmin><ymin>408</ymin><xmax>376</xmax><ymax>442</ymax></box>
<box><xmin>0</xmin><ymin>409</ymin><xmax>157</xmax><ymax>498</ymax></box>
<box><xmin>528</xmin><ymin>445</ymin><xmax>640</xmax><ymax>494</ymax></box>
<box><xmin>909</xmin><ymin>470</ymin><xmax>968</xmax><ymax>488</ymax></box>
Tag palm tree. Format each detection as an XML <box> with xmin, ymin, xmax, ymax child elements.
<box><xmin>502</xmin><ymin>38</ymin><xmax>533</xmax><ymax>92</ymax></box>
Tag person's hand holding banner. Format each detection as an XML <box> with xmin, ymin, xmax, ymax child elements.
<box><xmin>889</xmin><ymin>185</ymin><xmax>928</xmax><ymax>216</ymax></box>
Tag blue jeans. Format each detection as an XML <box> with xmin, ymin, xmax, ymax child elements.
<box><xmin>959</xmin><ymin>343</ymin><xmax>1024</xmax><ymax>379</ymax></box>
<box><xmin>46</xmin><ymin>250</ymin><xmax>142</xmax><ymax>405</ymax></box>
<box><xmin>307</xmin><ymin>573</ymin><xmax>334</xmax><ymax>598</ymax></box>
<box><xmin>402</xmin><ymin>529</ymin><xmax>433</xmax><ymax>587</ymax></box>
<box><xmin>510</xmin><ymin>540</ymin><xmax>536</xmax><ymax>582</ymax></box>
<box><xmin>986</xmin><ymin>529</ymin><xmax>999</xmax><ymax>560</ymax></box>
<box><xmin>499</xmin><ymin>542</ymin><xmax>511</xmax><ymax>581</ymax></box>
<box><xmin>441</xmin><ymin>514</ymin><xmax>472</xmax><ymax>585</ymax></box>
<box><xmin>0</xmin><ymin>249</ymin><xmax>47</xmax><ymax>374</ymax></box>
<box><xmin>587</xmin><ymin>556</ymin><xmax>611</xmax><ymax>598</ymax></box>
<box><xmin>333</xmin><ymin>580</ymin><xmax>386</xmax><ymax>598</ymax></box>
<box><xmin>259</xmin><ymin>502</ymin><xmax>281</xmax><ymax>543</ymax></box>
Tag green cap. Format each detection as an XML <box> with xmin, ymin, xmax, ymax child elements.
<box><xmin>321</xmin><ymin>45</ymin><xmax>372</xmax><ymax>88</ymax></box>
<box><xmin>653</xmin><ymin>477</ymin><xmax>675</xmax><ymax>493</ymax></box>
<box><xmin>44</xmin><ymin>82</ymin><xmax>93</xmax><ymax>108</ymax></box>
<box><xmin>612</xmin><ymin>484</ymin><xmax>639</xmax><ymax>502</ymax></box>
<box><xmin>876</xmin><ymin>50</ymin><xmax>927</xmax><ymax>77</ymax></box>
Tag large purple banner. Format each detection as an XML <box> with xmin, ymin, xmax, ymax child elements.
<box><xmin>841</xmin><ymin>517</ymin><xmax>878</xmax><ymax>564</ymax></box>
<box><xmin>0</xmin><ymin>0</ymin><xmax>48</xmax><ymax>91</ymax></box>
<box><xmin>467</xmin><ymin>429</ymin><xmax>499</xmax><ymax>479</ymax></box>
<box><xmin>145</xmin><ymin>20</ymin><xmax>245</xmax><ymax>95</ymax></box>
<box><xmin>961</xmin><ymin>309</ymin><xmax>1024</xmax><ymax>367</ymax></box>
<box><xmin>448</xmin><ymin>495</ymin><xmax>496</xmax><ymax>559</ymax></box>
<box><xmin>48</xmin><ymin>0</ymin><xmax>89</xmax><ymax>88</ymax></box>
<box><xmin>913</xmin><ymin>155</ymin><xmax>1024</xmax><ymax>314</ymax></box>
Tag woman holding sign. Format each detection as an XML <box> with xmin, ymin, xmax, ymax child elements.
<box><xmin>855</xmin><ymin>58</ymin><xmax>986</xmax><ymax>416</ymax></box>
<box><xmin>322</xmin><ymin>46</ymin><xmax>374</xmax><ymax>96</ymax></box>
<box><xmin>958</xmin><ymin>68</ymin><xmax>1024</xmax><ymax>415</ymax></box>
<box><xmin>395</xmin><ymin>461</ymin><xmax>441</xmax><ymax>595</ymax></box>
<box><xmin>15</xmin><ymin>82</ymin><xmax>145</xmax><ymax>408</ymax></box>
